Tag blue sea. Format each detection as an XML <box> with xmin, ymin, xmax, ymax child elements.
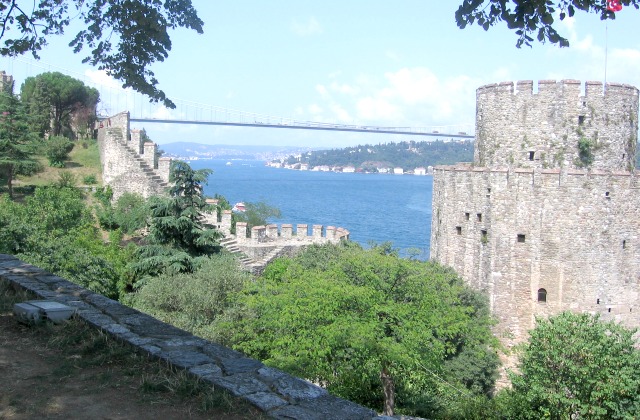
<box><xmin>191</xmin><ymin>160</ymin><xmax>433</xmax><ymax>259</ymax></box>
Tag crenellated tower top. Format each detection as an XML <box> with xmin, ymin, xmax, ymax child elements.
<box><xmin>474</xmin><ymin>80</ymin><xmax>639</xmax><ymax>171</ymax></box>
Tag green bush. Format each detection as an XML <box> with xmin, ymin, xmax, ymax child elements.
<box><xmin>130</xmin><ymin>254</ymin><xmax>253</xmax><ymax>340</ymax></box>
<box><xmin>56</xmin><ymin>171</ymin><xmax>77</xmax><ymax>188</ymax></box>
<box><xmin>45</xmin><ymin>135</ymin><xmax>74</xmax><ymax>167</ymax></box>
<box><xmin>83</xmin><ymin>174</ymin><xmax>97</xmax><ymax>184</ymax></box>
<box><xmin>113</xmin><ymin>193</ymin><xmax>149</xmax><ymax>234</ymax></box>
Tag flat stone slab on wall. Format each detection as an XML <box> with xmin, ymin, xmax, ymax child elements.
<box><xmin>0</xmin><ymin>254</ymin><xmax>379</xmax><ymax>420</ymax></box>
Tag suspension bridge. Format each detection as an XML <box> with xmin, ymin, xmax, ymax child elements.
<box><xmin>6</xmin><ymin>57</ymin><xmax>475</xmax><ymax>139</ymax></box>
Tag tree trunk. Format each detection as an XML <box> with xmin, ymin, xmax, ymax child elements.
<box><xmin>380</xmin><ymin>366</ymin><xmax>395</xmax><ymax>416</ymax></box>
<box><xmin>5</xmin><ymin>166</ymin><xmax>13</xmax><ymax>199</ymax></box>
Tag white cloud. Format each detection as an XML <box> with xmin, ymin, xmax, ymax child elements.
<box><xmin>307</xmin><ymin>67</ymin><xmax>479</xmax><ymax>131</ymax></box>
<box><xmin>315</xmin><ymin>84</ymin><xmax>329</xmax><ymax>98</ymax></box>
<box><xmin>291</xmin><ymin>17</ymin><xmax>323</xmax><ymax>36</ymax></box>
<box><xmin>330</xmin><ymin>81</ymin><xmax>358</xmax><ymax>95</ymax></box>
<box><xmin>84</xmin><ymin>69</ymin><xmax>120</xmax><ymax>89</ymax></box>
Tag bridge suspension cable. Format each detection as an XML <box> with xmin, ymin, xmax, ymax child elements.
<box><xmin>7</xmin><ymin>57</ymin><xmax>475</xmax><ymax>138</ymax></box>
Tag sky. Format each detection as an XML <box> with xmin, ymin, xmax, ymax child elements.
<box><xmin>2</xmin><ymin>1</ymin><xmax>640</xmax><ymax>148</ymax></box>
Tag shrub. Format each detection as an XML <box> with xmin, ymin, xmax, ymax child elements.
<box><xmin>83</xmin><ymin>174</ymin><xmax>97</xmax><ymax>184</ymax></box>
<box><xmin>45</xmin><ymin>135</ymin><xmax>74</xmax><ymax>167</ymax></box>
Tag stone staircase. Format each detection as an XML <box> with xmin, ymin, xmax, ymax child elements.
<box><xmin>219</xmin><ymin>237</ymin><xmax>286</xmax><ymax>274</ymax></box>
<box><xmin>122</xmin><ymin>142</ymin><xmax>169</xmax><ymax>190</ymax></box>
<box><xmin>101</xmin><ymin>127</ymin><xmax>169</xmax><ymax>196</ymax></box>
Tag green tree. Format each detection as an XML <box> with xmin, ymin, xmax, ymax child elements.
<box><xmin>0</xmin><ymin>1</ymin><xmax>203</xmax><ymax>108</ymax></box>
<box><xmin>506</xmin><ymin>311</ymin><xmax>640</xmax><ymax>419</ymax></box>
<box><xmin>21</xmin><ymin>72</ymin><xmax>99</xmax><ymax>137</ymax></box>
<box><xmin>224</xmin><ymin>243</ymin><xmax>498</xmax><ymax>417</ymax></box>
<box><xmin>0</xmin><ymin>87</ymin><xmax>40</xmax><ymax>198</ymax></box>
<box><xmin>234</xmin><ymin>201</ymin><xmax>282</xmax><ymax>228</ymax></box>
<box><xmin>129</xmin><ymin>161</ymin><xmax>222</xmax><ymax>282</ymax></box>
<box><xmin>455</xmin><ymin>0</ymin><xmax>637</xmax><ymax>48</ymax></box>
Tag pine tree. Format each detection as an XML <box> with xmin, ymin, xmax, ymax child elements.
<box><xmin>0</xmin><ymin>83</ymin><xmax>41</xmax><ymax>198</ymax></box>
<box><xmin>129</xmin><ymin>161</ymin><xmax>222</xmax><ymax>285</ymax></box>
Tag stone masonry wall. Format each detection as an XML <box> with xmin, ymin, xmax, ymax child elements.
<box><xmin>0</xmin><ymin>254</ymin><xmax>379</xmax><ymax>419</ymax></box>
<box><xmin>431</xmin><ymin>80</ymin><xmax>640</xmax><ymax>375</ymax></box>
<box><xmin>432</xmin><ymin>166</ymin><xmax>640</xmax><ymax>351</ymax></box>
<box><xmin>97</xmin><ymin>111</ymin><xmax>170</xmax><ymax>200</ymax></box>
<box><xmin>475</xmin><ymin>80</ymin><xmax>639</xmax><ymax>170</ymax></box>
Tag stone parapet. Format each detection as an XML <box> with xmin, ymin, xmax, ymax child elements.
<box><xmin>0</xmin><ymin>254</ymin><xmax>378</xmax><ymax>419</ymax></box>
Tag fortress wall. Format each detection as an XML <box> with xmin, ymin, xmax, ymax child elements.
<box><xmin>432</xmin><ymin>166</ymin><xmax>640</xmax><ymax>351</ymax></box>
<box><xmin>475</xmin><ymin>80</ymin><xmax>639</xmax><ymax>171</ymax></box>
<box><xmin>237</xmin><ymin>223</ymin><xmax>349</xmax><ymax>243</ymax></box>
<box><xmin>97</xmin><ymin>111</ymin><xmax>169</xmax><ymax>200</ymax></box>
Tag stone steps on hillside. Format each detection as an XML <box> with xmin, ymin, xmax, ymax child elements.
<box><xmin>115</xmin><ymin>142</ymin><xmax>167</xmax><ymax>193</ymax></box>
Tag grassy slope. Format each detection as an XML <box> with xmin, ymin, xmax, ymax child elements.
<box><xmin>14</xmin><ymin>138</ymin><xmax>103</xmax><ymax>189</ymax></box>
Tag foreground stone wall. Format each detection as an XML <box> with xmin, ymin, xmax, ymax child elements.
<box><xmin>0</xmin><ymin>254</ymin><xmax>379</xmax><ymax>419</ymax></box>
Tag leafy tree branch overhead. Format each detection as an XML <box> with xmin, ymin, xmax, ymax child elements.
<box><xmin>0</xmin><ymin>0</ymin><xmax>203</xmax><ymax>108</ymax></box>
<box><xmin>455</xmin><ymin>0</ymin><xmax>638</xmax><ymax>47</ymax></box>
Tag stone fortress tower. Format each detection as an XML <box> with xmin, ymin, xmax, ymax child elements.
<box><xmin>430</xmin><ymin>80</ymin><xmax>640</xmax><ymax>366</ymax></box>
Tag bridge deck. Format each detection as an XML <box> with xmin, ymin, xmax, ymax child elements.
<box><xmin>128</xmin><ymin>118</ymin><xmax>474</xmax><ymax>138</ymax></box>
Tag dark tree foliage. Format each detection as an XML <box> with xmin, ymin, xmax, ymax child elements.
<box><xmin>21</xmin><ymin>72</ymin><xmax>99</xmax><ymax>137</ymax></box>
<box><xmin>129</xmin><ymin>161</ymin><xmax>222</xmax><ymax>283</ymax></box>
<box><xmin>0</xmin><ymin>86</ymin><xmax>40</xmax><ymax>197</ymax></box>
<box><xmin>289</xmin><ymin>140</ymin><xmax>474</xmax><ymax>171</ymax></box>
<box><xmin>455</xmin><ymin>0</ymin><xmax>639</xmax><ymax>48</ymax></box>
<box><xmin>0</xmin><ymin>0</ymin><xmax>203</xmax><ymax>108</ymax></box>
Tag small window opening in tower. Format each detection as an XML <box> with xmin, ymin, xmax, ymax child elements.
<box><xmin>517</xmin><ymin>234</ymin><xmax>526</xmax><ymax>243</ymax></box>
<box><xmin>623</xmin><ymin>240</ymin><xmax>627</xmax><ymax>249</ymax></box>
<box><xmin>456</xmin><ymin>226</ymin><xmax>462</xmax><ymax>235</ymax></box>
<box><xmin>477</xmin><ymin>213</ymin><xmax>482</xmax><ymax>222</ymax></box>
<box><xmin>597</xmin><ymin>298</ymin><xmax>600</xmax><ymax>304</ymax></box>
<box><xmin>605</xmin><ymin>191</ymin><xmax>610</xmax><ymax>199</ymax></box>
<box><xmin>481</xmin><ymin>230</ymin><xmax>488</xmax><ymax>243</ymax></box>
<box><xmin>465</xmin><ymin>212</ymin><xmax>470</xmax><ymax>220</ymax></box>
<box><xmin>528</xmin><ymin>151</ymin><xmax>535</xmax><ymax>161</ymax></box>
<box><xmin>578</xmin><ymin>115</ymin><xmax>585</xmax><ymax>125</ymax></box>
<box><xmin>623</xmin><ymin>153</ymin><xmax>626</xmax><ymax>160</ymax></box>
<box><xmin>537</xmin><ymin>288</ymin><xmax>547</xmax><ymax>303</ymax></box>
<box><xmin>487</xmin><ymin>188</ymin><xmax>491</xmax><ymax>193</ymax></box>
<box><xmin>608</xmin><ymin>308</ymin><xmax>612</xmax><ymax>313</ymax></box>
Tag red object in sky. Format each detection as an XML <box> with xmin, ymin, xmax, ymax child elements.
<box><xmin>607</xmin><ymin>0</ymin><xmax>623</xmax><ymax>12</ymax></box>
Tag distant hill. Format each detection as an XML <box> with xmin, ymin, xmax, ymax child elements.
<box><xmin>159</xmin><ymin>142</ymin><xmax>316</xmax><ymax>161</ymax></box>
<box><xmin>278</xmin><ymin>140</ymin><xmax>474</xmax><ymax>172</ymax></box>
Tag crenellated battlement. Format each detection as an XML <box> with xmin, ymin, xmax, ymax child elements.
<box><xmin>475</xmin><ymin>80</ymin><xmax>639</xmax><ymax>171</ymax></box>
<box><xmin>201</xmin><ymin>205</ymin><xmax>350</xmax><ymax>273</ymax></box>
<box><xmin>476</xmin><ymin>79</ymin><xmax>639</xmax><ymax>98</ymax></box>
<box><xmin>234</xmin><ymin>222</ymin><xmax>350</xmax><ymax>245</ymax></box>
